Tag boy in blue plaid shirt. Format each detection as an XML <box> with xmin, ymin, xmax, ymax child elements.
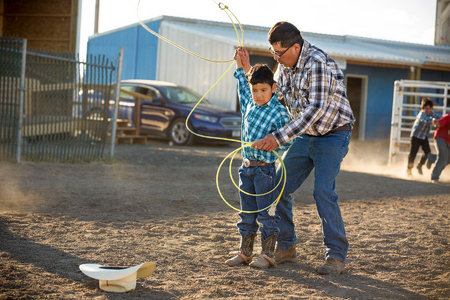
<box><xmin>225</xmin><ymin>49</ymin><xmax>290</xmax><ymax>269</ymax></box>
<box><xmin>407</xmin><ymin>97</ymin><xmax>439</xmax><ymax>176</ymax></box>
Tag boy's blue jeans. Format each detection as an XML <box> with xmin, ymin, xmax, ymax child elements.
<box><xmin>237</xmin><ymin>164</ymin><xmax>280</xmax><ymax>240</ymax></box>
<box><xmin>275</xmin><ymin>130</ymin><xmax>351</xmax><ymax>262</ymax></box>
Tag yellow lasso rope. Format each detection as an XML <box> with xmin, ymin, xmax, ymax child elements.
<box><xmin>217</xmin><ymin>144</ymin><xmax>286</xmax><ymax>214</ymax></box>
<box><xmin>137</xmin><ymin>0</ymin><xmax>286</xmax><ymax>213</ymax></box>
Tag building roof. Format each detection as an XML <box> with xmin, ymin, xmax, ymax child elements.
<box><xmin>94</xmin><ymin>15</ymin><xmax>450</xmax><ymax>69</ymax></box>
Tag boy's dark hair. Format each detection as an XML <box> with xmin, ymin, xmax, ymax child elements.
<box><xmin>268</xmin><ymin>21</ymin><xmax>304</xmax><ymax>48</ymax></box>
<box><xmin>246</xmin><ymin>64</ymin><xmax>275</xmax><ymax>86</ymax></box>
<box><xmin>420</xmin><ymin>97</ymin><xmax>433</xmax><ymax>109</ymax></box>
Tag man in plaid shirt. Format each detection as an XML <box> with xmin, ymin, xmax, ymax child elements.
<box><xmin>246</xmin><ymin>22</ymin><xmax>355</xmax><ymax>275</ymax></box>
<box><xmin>225</xmin><ymin>50</ymin><xmax>290</xmax><ymax>269</ymax></box>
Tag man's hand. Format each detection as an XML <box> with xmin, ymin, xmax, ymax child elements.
<box><xmin>252</xmin><ymin>134</ymin><xmax>279</xmax><ymax>152</ymax></box>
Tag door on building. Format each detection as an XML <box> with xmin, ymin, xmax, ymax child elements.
<box><xmin>345</xmin><ymin>75</ymin><xmax>367</xmax><ymax>140</ymax></box>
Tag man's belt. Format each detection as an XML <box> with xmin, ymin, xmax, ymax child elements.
<box><xmin>328</xmin><ymin>123</ymin><xmax>352</xmax><ymax>133</ymax></box>
<box><xmin>243</xmin><ymin>158</ymin><xmax>274</xmax><ymax>167</ymax></box>
<box><xmin>306</xmin><ymin>123</ymin><xmax>352</xmax><ymax>137</ymax></box>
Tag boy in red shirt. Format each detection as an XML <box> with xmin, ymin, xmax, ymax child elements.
<box><xmin>431</xmin><ymin>113</ymin><xmax>450</xmax><ymax>183</ymax></box>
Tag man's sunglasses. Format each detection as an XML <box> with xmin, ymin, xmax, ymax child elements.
<box><xmin>268</xmin><ymin>41</ymin><xmax>296</xmax><ymax>58</ymax></box>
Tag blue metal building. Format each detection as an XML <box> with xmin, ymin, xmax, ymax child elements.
<box><xmin>87</xmin><ymin>15</ymin><xmax>450</xmax><ymax>140</ymax></box>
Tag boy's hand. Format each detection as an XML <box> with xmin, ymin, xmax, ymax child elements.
<box><xmin>234</xmin><ymin>48</ymin><xmax>244</xmax><ymax>69</ymax></box>
<box><xmin>234</xmin><ymin>47</ymin><xmax>251</xmax><ymax>73</ymax></box>
<box><xmin>432</xmin><ymin>118</ymin><xmax>440</xmax><ymax>128</ymax></box>
<box><xmin>252</xmin><ymin>134</ymin><xmax>279</xmax><ymax>152</ymax></box>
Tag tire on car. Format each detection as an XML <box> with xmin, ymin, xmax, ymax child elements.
<box><xmin>168</xmin><ymin>118</ymin><xmax>193</xmax><ymax>146</ymax></box>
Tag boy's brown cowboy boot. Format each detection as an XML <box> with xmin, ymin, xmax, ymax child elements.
<box><xmin>249</xmin><ymin>235</ymin><xmax>277</xmax><ymax>268</ymax></box>
<box><xmin>274</xmin><ymin>245</ymin><xmax>297</xmax><ymax>264</ymax></box>
<box><xmin>225</xmin><ymin>232</ymin><xmax>256</xmax><ymax>266</ymax></box>
<box><xmin>317</xmin><ymin>257</ymin><xmax>345</xmax><ymax>275</ymax></box>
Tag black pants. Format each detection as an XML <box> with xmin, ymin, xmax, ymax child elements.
<box><xmin>408</xmin><ymin>136</ymin><xmax>431</xmax><ymax>169</ymax></box>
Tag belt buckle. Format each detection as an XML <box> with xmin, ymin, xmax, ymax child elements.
<box><xmin>243</xmin><ymin>158</ymin><xmax>251</xmax><ymax>167</ymax></box>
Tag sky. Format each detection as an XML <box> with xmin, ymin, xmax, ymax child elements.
<box><xmin>79</xmin><ymin>0</ymin><xmax>438</xmax><ymax>60</ymax></box>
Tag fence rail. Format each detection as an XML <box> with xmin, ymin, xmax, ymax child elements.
<box><xmin>0</xmin><ymin>38</ymin><xmax>123</xmax><ymax>162</ymax></box>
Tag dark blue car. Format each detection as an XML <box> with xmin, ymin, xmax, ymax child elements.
<box><xmin>117</xmin><ymin>79</ymin><xmax>241</xmax><ymax>145</ymax></box>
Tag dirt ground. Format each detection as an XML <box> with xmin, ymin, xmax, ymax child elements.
<box><xmin>0</xmin><ymin>139</ymin><xmax>449</xmax><ymax>299</ymax></box>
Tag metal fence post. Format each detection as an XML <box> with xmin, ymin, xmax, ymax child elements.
<box><xmin>109</xmin><ymin>47</ymin><xmax>123</xmax><ymax>159</ymax></box>
<box><xmin>16</xmin><ymin>39</ymin><xmax>27</xmax><ymax>163</ymax></box>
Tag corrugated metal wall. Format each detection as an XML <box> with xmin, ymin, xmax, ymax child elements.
<box><xmin>135</xmin><ymin>22</ymin><xmax>159</xmax><ymax>79</ymax></box>
<box><xmin>87</xmin><ymin>26</ymin><xmax>138</xmax><ymax>79</ymax></box>
<box><xmin>87</xmin><ymin>20</ymin><xmax>160</xmax><ymax>80</ymax></box>
<box><xmin>157</xmin><ymin>21</ymin><xmax>237</xmax><ymax>111</ymax></box>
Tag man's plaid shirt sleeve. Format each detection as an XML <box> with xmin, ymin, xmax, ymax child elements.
<box><xmin>274</xmin><ymin>109</ymin><xmax>291</xmax><ymax>151</ymax></box>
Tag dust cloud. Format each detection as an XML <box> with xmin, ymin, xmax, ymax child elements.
<box><xmin>342</xmin><ymin>140</ymin><xmax>450</xmax><ymax>182</ymax></box>
<box><xmin>0</xmin><ymin>165</ymin><xmax>43</xmax><ymax>209</ymax></box>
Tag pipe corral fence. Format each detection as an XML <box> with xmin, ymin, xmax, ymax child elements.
<box><xmin>389</xmin><ymin>79</ymin><xmax>450</xmax><ymax>165</ymax></box>
<box><xmin>0</xmin><ymin>38</ymin><xmax>123</xmax><ymax>162</ymax></box>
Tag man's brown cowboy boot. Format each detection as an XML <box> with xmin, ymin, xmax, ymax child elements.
<box><xmin>274</xmin><ymin>245</ymin><xmax>297</xmax><ymax>264</ymax></box>
<box><xmin>317</xmin><ymin>257</ymin><xmax>345</xmax><ymax>275</ymax></box>
<box><xmin>225</xmin><ymin>232</ymin><xmax>256</xmax><ymax>266</ymax></box>
<box><xmin>249</xmin><ymin>235</ymin><xmax>277</xmax><ymax>268</ymax></box>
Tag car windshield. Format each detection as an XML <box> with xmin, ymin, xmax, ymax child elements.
<box><xmin>157</xmin><ymin>85</ymin><xmax>211</xmax><ymax>105</ymax></box>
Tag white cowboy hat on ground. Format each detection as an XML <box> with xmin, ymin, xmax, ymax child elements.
<box><xmin>79</xmin><ymin>262</ymin><xmax>156</xmax><ymax>292</ymax></box>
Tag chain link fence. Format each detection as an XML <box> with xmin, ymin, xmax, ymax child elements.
<box><xmin>0</xmin><ymin>38</ymin><xmax>121</xmax><ymax>162</ymax></box>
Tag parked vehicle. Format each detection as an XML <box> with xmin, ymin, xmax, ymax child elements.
<box><xmin>116</xmin><ymin>79</ymin><xmax>241</xmax><ymax>145</ymax></box>
<box><xmin>72</xmin><ymin>89</ymin><xmax>107</xmax><ymax>119</ymax></box>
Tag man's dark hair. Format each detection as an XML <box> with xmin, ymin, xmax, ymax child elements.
<box><xmin>246</xmin><ymin>64</ymin><xmax>275</xmax><ymax>86</ymax></box>
<box><xmin>268</xmin><ymin>21</ymin><xmax>303</xmax><ymax>47</ymax></box>
<box><xmin>420</xmin><ymin>97</ymin><xmax>433</xmax><ymax>109</ymax></box>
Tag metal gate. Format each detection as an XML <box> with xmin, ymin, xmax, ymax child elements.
<box><xmin>0</xmin><ymin>38</ymin><xmax>122</xmax><ymax>162</ymax></box>
<box><xmin>388</xmin><ymin>80</ymin><xmax>450</xmax><ymax>165</ymax></box>
<box><xmin>0</xmin><ymin>39</ymin><xmax>24</xmax><ymax>161</ymax></box>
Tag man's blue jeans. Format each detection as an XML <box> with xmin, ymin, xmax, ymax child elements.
<box><xmin>237</xmin><ymin>164</ymin><xmax>280</xmax><ymax>239</ymax></box>
<box><xmin>275</xmin><ymin>130</ymin><xmax>351</xmax><ymax>262</ymax></box>
<box><xmin>431</xmin><ymin>137</ymin><xmax>450</xmax><ymax>180</ymax></box>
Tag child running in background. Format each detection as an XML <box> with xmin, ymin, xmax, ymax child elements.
<box><xmin>225</xmin><ymin>48</ymin><xmax>290</xmax><ymax>269</ymax></box>
<box><xmin>407</xmin><ymin>97</ymin><xmax>439</xmax><ymax>176</ymax></box>
<box><xmin>431</xmin><ymin>113</ymin><xmax>450</xmax><ymax>183</ymax></box>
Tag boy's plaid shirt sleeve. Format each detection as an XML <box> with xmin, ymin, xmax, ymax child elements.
<box><xmin>234</xmin><ymin>68</ymin><xmax>251</xmax><ymax>112</ymax></box>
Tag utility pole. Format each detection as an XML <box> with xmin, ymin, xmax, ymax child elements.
<box><xmin>94</xmin><ymin>0</ymin><xmax>100</xmax><ymax>34</ymax></box>
<box><xmin>435</xmin><ymin>0</ymin><xmax>450</xmax><ymax>45</ymax></box>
